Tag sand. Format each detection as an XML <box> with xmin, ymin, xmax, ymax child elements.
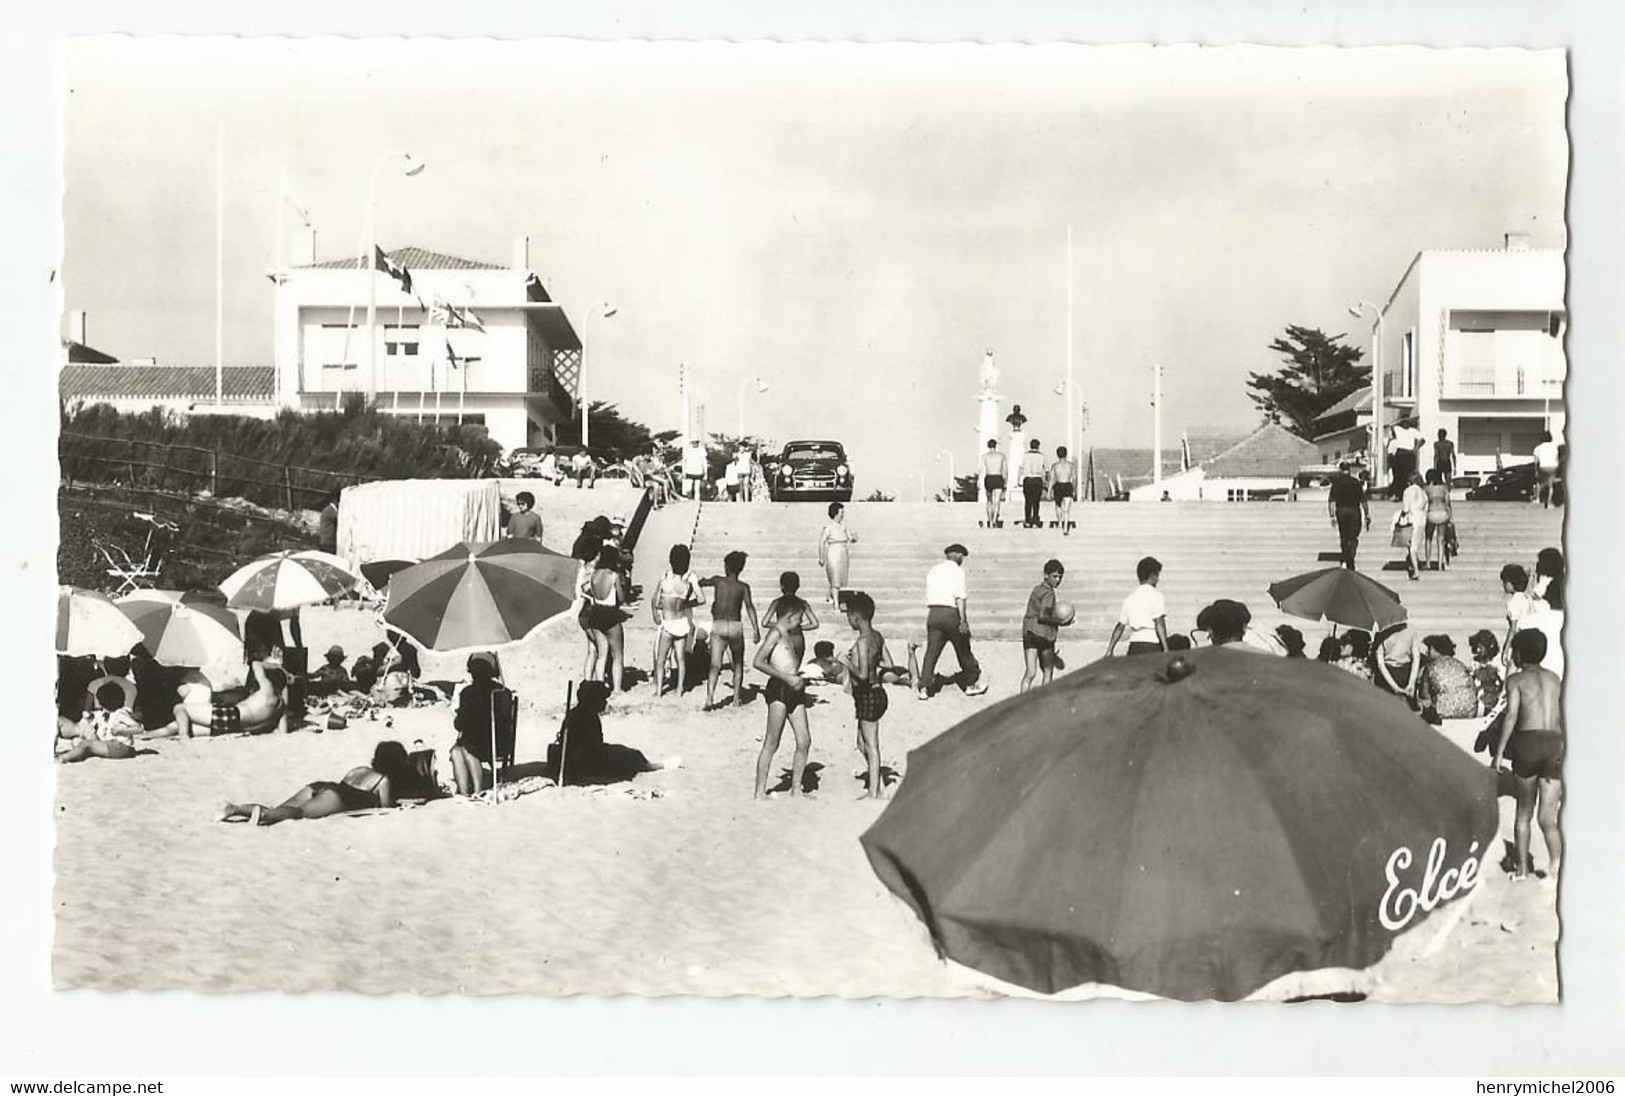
<box><xmin>52</xmin><ymin>604</ymin><xmax>1558</xmax><ymax>1001</ymax></box>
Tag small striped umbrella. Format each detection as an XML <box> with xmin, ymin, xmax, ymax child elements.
<box><xmin>56</xmin><ymin>586</ymin><xmax>143</xmax><ymax>657</ymax></box>
<box><xmin>1267</xmin><ymin>567</ymin><xmax>1407</xmax><ymax>632</ymax></box>
<box><xmin>383</xmin><ymin>540</ymin><xmax>577</xmax><ymax>653</ymax></box>
<box><xmin>218</xmin><ymin>549</ymin><xmax>359</xmax><ymax>612</ymax></box>
<box><xmin>116</xmin><ymin>589</ymin><xmax>243</xmax><ymax>667</ymax></box>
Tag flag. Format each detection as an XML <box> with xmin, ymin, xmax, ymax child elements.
<box><xmin>427</xmin><ymin>294</ymin><xmax>485</xmax><ymax>332</ymax></box>
<box><xmin>373</xmin><ymin>245</ymin><xmax>413</xmax><ymax>296</ymax></box>
<box><xmin>443</xmin><ymin>338</ymin><xmax>482</xmax><ymax>370</ymax></box>
<box><xmin>280</xmin><ymin>171</ymin><xmax>311</xmax><ymax>226</ymax></box>
<box><xmin>1181</xmin><ymin>432</ymin><xmax>1192</xmax><ymax>473</ymax></box>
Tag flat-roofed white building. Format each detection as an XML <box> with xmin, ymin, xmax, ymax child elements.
<box><xmin>270</xmin><ymin>236</ymin><xmax>582</xmax><ymax>452</ymax></box>
<box><xmin>1321</xmin><ymin>236</ymin><xmax>1566</xmax><ymax>476</ymax></box>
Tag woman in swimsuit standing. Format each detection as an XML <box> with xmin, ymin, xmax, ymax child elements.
<box><xmin>583</xmin><ymin>546</ymin><xmax>628</xmax><ymax>693</ymax></box>
<box><xmin>1421</xmin><ymin>468</ymin><xmax>1453</xmax><ymax>572</ymax></box>
<box><xmin>652</xmin><ymin>544</ymin><xmax>705</xmax><ymax>698</ymax></box>
<box><xmin>817</xmin><ymin>502</ymin><xmax>857</xmax><ymax>605</ymax></box>
<box><xmin>218</xmin><ymin>740</ymin><xmax>413</xmax><ymax>826</ymax></box>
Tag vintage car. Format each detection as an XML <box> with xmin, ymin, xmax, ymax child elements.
<box><xmin>1464</xmin><ymin>460</ymin><xmax>1563</xmax><ymax>503</ymax></box>
<box><xmin>770</xmin><ymin>440</ymin><xmax>854</xmax><ymax>502</ymax></box>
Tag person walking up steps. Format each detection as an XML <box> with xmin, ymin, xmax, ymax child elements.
<box><xmin>1018</xmin><ymin>438</ymin><xmax>1048</xmax><ymax>529</ymax></box>
<box><xmin>979</xmin><ymin>439</ymin><xmax>1006</xmax><ymax>528</ymax></box>
<box><xmin>699</xmin><ymin>550</ymin><xmax>761</xmax><ymax>711</ymax></box>
<box><xmin>1104</xmin><ymin>556</ymin><xmax>1168</xmax><ymax>656</ymax></box>
<box><xmin>917</xmin><ymin>543</ymin><xmax>987</xmax><ymax>699</ymax></box>
<box><xmin>1050</xmin><ymin>445</ymin><xmax>1077</xmax><ymax>534</ymax></box>
<box><xmin>1327</xmin><ymin>461</ymin><xmax>1370</xmax><ymax>569</ymax></box>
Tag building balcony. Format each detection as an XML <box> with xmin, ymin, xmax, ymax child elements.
<box><xmin>1443</xmin><ymin>367</ymin><xmax>1565</xmax><ymax>400</ymax></box>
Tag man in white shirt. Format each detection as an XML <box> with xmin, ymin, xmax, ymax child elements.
<box><xmin>917</xmin><ymin>543</ymin><xmax>988</xmax><ymax>699</ymax></box>
<box><xmin>733</xmin><ymin>448</ymin><xmax>755</xmax><ymax>502</ymax></box>
<box><xmin>682</xmin><ymin>438</ymin><xmax>708</xmax><ymax>499</ymax></box>
<box><xmin>1386</xmin><ymin>419</ymin><xmax>1424</xmax><ymax>500</ymax></box>
<box><xmin>1018</xmin><ymin>439</ymin><xmax>1049</xmax><ymax>529</ymax></box>
<box><xmin>1104</xmin><ymin>556</ymin><xmax>1169</xmax><ymax>656</ymax></box>
<box><xmin>1532</xmin><ymin>430</ymin><xmax>1562</xmax><ymax>509</ymax></box>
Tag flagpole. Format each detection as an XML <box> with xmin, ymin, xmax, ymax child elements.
<box><xmin>391</xmin><ymin>299</ymin><xmax>404</xmax><ymax>414</ymax></box>
<box><xmin>215</xmin><ymin>121</ymin><xmax>224</xmax><ymax>407</ymax></box>
<box><xmin>1066</xmin><ymin>222</ymin><xmax>1075</xmax><ymax>476</ymax></box>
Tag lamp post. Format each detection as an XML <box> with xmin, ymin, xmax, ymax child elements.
<box><xmin>360</xmin><ymin>152</ymin><xmax>425</xmax><ymax>402</ymax></box>
<box><xmin>1348</xmin><ymin>301</ymin><xmax>1385</xmax><ymax>490</ymax></box>
<box><xmin>737</xmin><ymin>375</ymin><xmax>769</xmax><ymax>438</ymax></box>
<box><xmin>579</xmin><ymin>302</ymin><xmax>618</xmax><ymax>449</ymax></box>
<box><xmin>934</xmin><ymin>448</ymin><xmax>955</xmax><ymax>500</ymax></box>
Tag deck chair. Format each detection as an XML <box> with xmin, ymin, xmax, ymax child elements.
<box><xmin>488</xmin><ymin>685</ymin><xmax>518</xmax><ymax>783</ymax></box>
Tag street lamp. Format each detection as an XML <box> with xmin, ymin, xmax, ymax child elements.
<box><xmin>737</xmin><ymin>375</ymin><xmax>769</xmax><ymax>438</ymax></box>
<box><xmin>579</xmin><ymin>302</ymin><xmax>618</xmax><ymax>449</ymax></box>
<box><xmin>1348</xmin><ymin>301</ymin><xmax>1385</xmax><ymax>490</ymax></box>
<box><xmin>360</xmin><ymin>152</ymin><xmax>425</xmax><ymax>401</ymax></box>
<box><xmin>934</xmin><ymin>448</ymin><xmax>956</xmax><ymax>501</ymax></box>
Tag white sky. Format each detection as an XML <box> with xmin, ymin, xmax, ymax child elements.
<box><xmin>63</xmin><ymin>38</ymin><xmax>1567</xmax><ymax>493</ymax></box>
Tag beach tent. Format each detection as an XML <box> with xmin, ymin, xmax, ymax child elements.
<box><xmin>336</xmin><ymin>479</ymin><xmax>503</xmax><ymax>570</ymax></box>
<box><xmin>860</xmin><ymin>646</ymin><xmax>1497</xmax><ymax>1001</ymax></box>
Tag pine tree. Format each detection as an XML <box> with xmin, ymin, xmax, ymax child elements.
<box><xmin>1246</xmin><ymin>326</ymin><xmax>1368</xmax><ymax>437</ymax></box>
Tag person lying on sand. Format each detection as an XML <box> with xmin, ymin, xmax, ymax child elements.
<box><xmin>219</xmin><ymin>741</ymin><xmax>414</xmax><ymax>826</ymax></box>
<box><xmin>164</xmin><ymin>661</ymin><xmax>290</xmax><ymax>738</ymax></box>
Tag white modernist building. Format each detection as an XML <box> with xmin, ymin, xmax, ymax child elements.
<box><xmin>270</xmin><ymin>235</ymin><xmax>582</xmax><ymax>452</ymax></box>
<box><xmin>1317</xmin><ymin>236</ymin><xmax>1566</xmax><ymax>476</ymax></box>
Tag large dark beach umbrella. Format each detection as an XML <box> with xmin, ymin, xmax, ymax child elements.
<box><xmin>860</xmin><ymin>647</ymin><xmax>1497</xmax><ymax>1001</ymax></box>
<box><xmin>1267</xmin><ymin>566</ymin><xmax>1406</xmax><ymax>632</ymax></box>
<box><xmin>383</xmin><ymin>539</ymin><xmax>577</xmax><ymax>653</ymax></box>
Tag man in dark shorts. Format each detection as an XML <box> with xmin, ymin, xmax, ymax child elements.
<box><xmin>751</xmin><ymin>604</ymin><xmax>813</xmax><ymax>799</ymax></box>
<box><xmin>1020</xmin><ymin>559</ymin><xmax>1070</xmax><ymax>692</ymax></box>
<box><xmin>699</xmin><ymin>550</ymin><xmax>761</xmax><ymax>711</ymax></box>
<box><xmin>841</xmin><ymin>592</ymin><xmax>892</xmax><ymax>798</ymax></box>
<box><xmin>1050</xmin><ymin>446</ymin><xmax>1077</xmax><ymax>534</ymax></box>
<box><xmin>979</xmin><ymin>439</ymin><xmax>1006</xmax><ymax>528</ymax></box>
<box><xmin>1492</xmin><ymin>629</ymin><xmax>1564</xmax><ymax>881</ymax></box>
<box><xmin>1326</xmin><ymin>461</ymin><xmax>1371</xmax><ymax>569</ymax></box>
<box><xmin>1431</xmin><ymin>428</ymin><xmax>1456</xmax><ymax>483</ymax></box>
<box><xmin>506</xmin><ymin>491</ymin><xmax>544</xmax><ymax>540</ymax></box>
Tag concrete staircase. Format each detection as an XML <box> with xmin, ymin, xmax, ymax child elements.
<box><xmin>681</xmin><ymin>500</ymin><xmax>1564</xmax><ymax>643</ymax></box>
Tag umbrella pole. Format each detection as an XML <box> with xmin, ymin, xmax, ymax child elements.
<box><xmin>557</xmin><ymin>680</ymin><xmax>574</xmax><ymax>788</ymax></box>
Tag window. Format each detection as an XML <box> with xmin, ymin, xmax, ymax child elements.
<box><xmin>320</xmin><ymin>323</ymin><xmax>359</xmax><ymax>376</ymax></box>
<box><xmin>384</xmin><ymin>324</ymin><xmax>420</xmax><ymax>357</ymax></box>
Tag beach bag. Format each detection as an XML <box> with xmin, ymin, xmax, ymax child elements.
<box><xmin>1444</xmin><ymin>520</ymin><xmax>1460</xmax><ymax>559</ymax></box>
<box><xmin>1390</xmin><ymin>520</ymin><xmax>1412</xmax><ymax>549</ymax></box>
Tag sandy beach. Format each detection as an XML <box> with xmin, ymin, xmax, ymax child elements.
<box><xmin>52</xmin><ymin>600</ymin><xmax>1558</xmax><ymax>1002</ymax></box>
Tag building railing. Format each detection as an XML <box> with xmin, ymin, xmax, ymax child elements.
<box><xmin>1442</xmin><ymin>366</ymin><xmax>1566</xmax><ymax>400</ymax></box>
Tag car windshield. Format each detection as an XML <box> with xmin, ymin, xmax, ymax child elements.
<box><xmin>786</xmin><ymin>446</ymin><xmax>842</xmax><ymax>462</ymax></box>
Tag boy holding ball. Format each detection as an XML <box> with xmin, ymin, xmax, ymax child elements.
<box><xmin>1021</xmin><ymin>559</ymin><xmax>1073</xmax><ymax>692</ymax></box>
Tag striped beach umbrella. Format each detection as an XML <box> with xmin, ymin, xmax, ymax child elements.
<box><xmin>383</xmin><ymin>539</ymin><xmax>577</xmax><ymax>652</ymax></box>
<box><xmin>1267</xmin><ymin>567</ymin><xmax>1407</xmax><ymax>632</ymax></box>
<box><xmin>116</xmin><ymin>589</ymin><xmax>243</xmax><ymax>667</ymax></box>
<box><xmin>57</xmin><ymin>586</ymin><xmax>143</xmax><ymax>657</ymax></box>
<box><xmin>218</xmin><ymin>549</ymin><xmax>359</xmax><ymax>612</ymax></box>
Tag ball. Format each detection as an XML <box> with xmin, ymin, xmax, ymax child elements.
<box><xmin>1052</xmin><ymin>601</ymin><xmax>1076</xmax><ymax>626</ymax></box>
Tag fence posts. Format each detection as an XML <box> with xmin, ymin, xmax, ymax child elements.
<box><xmin>210</xmin><ymin>451</ymin><xmax>218</xmax><ymax>496</ymax></box>
<box><xmin>283</xmin><ymin>465</ymin><xmax>294</xmax><ymax>512</ymax></box>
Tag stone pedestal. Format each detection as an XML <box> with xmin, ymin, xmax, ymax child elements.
<box><xmin>976</xmin><ymin>394</ymin><xmax>1001</xmax><ymax>502</ymax></box>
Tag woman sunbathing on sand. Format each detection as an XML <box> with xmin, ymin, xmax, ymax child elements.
<box><xmin>166</xmin><ymin>661</ymin><xmax>290</xmax><ymax>738</ymax></box>
<box><xmin>219</xmin><ymin>741</ymin><xmax>413</xmax><ymax>826</ymax></box>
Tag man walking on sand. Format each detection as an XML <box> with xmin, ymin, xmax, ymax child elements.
<box><xmin>917</xmin><ymin>543</ymin><xmax>987</xmax><ymax>699</ymax></box>
<box><xmin>1104</xmin><ymin>556</ymin><xmax>1168</xmax><ymax>656</ymax></box>
<box><xmin>1018</xmin><ymin>438</ymin><xmax>1048</xmax><ymax>529</ymax></box>
<box><xmin>979</xmin><ymin>439</ymin><xmax>1006</xmax><ymax>528</ymax></box>
<box><xmin>1492</xmin><ymin>629</ymin><xmax>1564</xmax><ymax>881</ymax></box>
<box><xmin>1327</xmin><ymin>461</ymin><xmax>1370</xmax><ymax>569</ymax></box>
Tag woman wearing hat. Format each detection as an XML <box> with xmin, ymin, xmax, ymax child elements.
<box><xmin>449</xmin><ymin>653</ymin><xmax>507</xmax><ymax>796</ymax></box>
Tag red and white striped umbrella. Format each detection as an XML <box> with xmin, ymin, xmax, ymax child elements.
<box><xmin>56</xmin><ymin>586</ymin><xmax>143</xmax><ymax>657</ymax></box>
<box><xmin>218</xmin><ymin>549</ymin><xmax>359</xmax><ymax>612</ymax></box>
<box><xmin>116</xmin><ymin>589</ymin><xmax>243</xmax><ymax>666</ymax></box>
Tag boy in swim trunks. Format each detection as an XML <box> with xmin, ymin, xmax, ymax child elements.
<box><xmin>752</xmin><ymin>603</ymin><xmax>814</xmax><ymax>799</ymax></box>
<box><xmin>1492</xmin><ymin>629</ymin><xmax>1564</xmax><ymax>881</ymax></box>
<box><xmin>1020</xmin><ymin>559</ymin><xmax>1070</xmax><ymax>692</ymax></box>
<box><xmin>1050</xmin><ymin>446</ymin><xmax>1077</xmax><ymax>534</ymax></box>
<box><xmin>840</xmin><ymin>592</ymin><xmax>893</xmax><ymax>799</ymax></box>
<box><xmin>979</xmin><ymin>439</ymin><xmax>1006</xmax><ymax>528</ymax></box>
<box><xmin>652</xmin><ymin>544</ymin><xmax>705</xmax><ymax>698</ymax></box>
<box><xmin>699</xmin><ymin>550</ymin><xmax>761</xmax><ymax>710</ymax></box>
